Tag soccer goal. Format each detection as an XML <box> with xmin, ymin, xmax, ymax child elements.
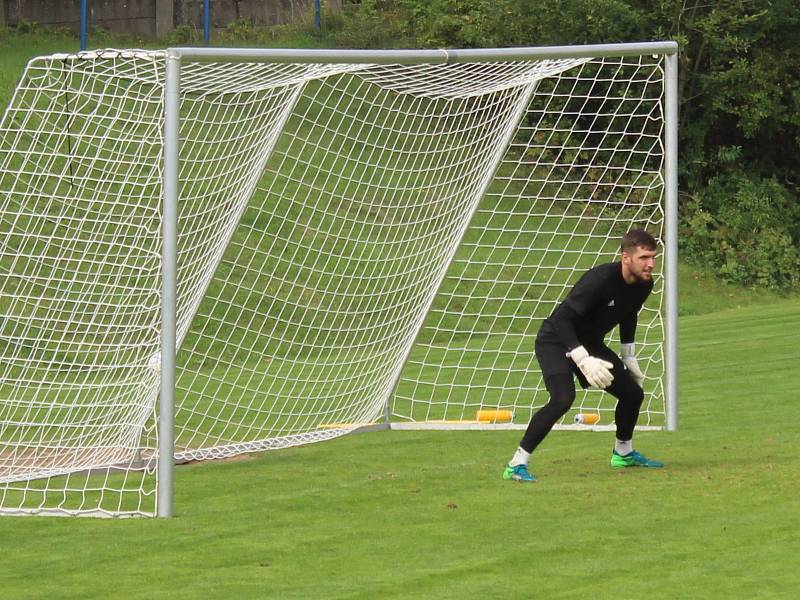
<box><xmin>0</xmin><ymin>43</ymin><xmax>678</xmax><ymax>517</ymax></box>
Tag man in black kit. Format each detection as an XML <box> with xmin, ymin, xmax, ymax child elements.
<box><xmin>503</xmin><ymin>229</ymin><xmax>664</xmax><ymax>483</ymax></box>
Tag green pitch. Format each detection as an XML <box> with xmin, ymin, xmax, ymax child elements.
<box><xmin>1</xmin><ymin>297</ymin><xmax>797</xmax><ymax>599</ymax></box>
<box><xmin>0</xmin><ymin>31</ymin><xmax>797</xmax><ymax>599</ymax></box>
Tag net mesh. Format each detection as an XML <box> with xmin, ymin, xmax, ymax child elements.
<box><xmin>0</xmin><ymin>49</ymin><xmax>667</xmax><ymax>516</ymax></box>
<box><xmin>393</xmin><ymin>56</ymin><xmax>666</xmax><ymax>427</ymax></box>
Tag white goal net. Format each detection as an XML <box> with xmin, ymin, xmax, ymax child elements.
<box><xmin>0</xmin><ymin>45</ymin><xmax>676</xmax><ymax>516</ymax></box>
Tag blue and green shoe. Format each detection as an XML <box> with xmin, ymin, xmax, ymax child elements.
<box><xmin>611</xmin><ymin>449</ymin><xmax>664</xmax><ymax>468</ymax></box>
<box><xmin>502</xmin><ymin>464</ymin><xmax>537</xmax><ymax>482</ymax></box>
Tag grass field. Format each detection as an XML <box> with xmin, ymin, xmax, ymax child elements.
<box><xmin>0</xmin><ymin>29</ymin><xmax>797</xmax><ymax>598</ymax></box>
<box><xmin>0</xmin><ymin>296</ymin><xmax>797</xmax><ymax>598</ymax></box>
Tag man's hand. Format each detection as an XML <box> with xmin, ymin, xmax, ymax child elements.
<box><xmin>620</xmin><ymin>343</ymin><xmax>645</xmax><ymax>387</ymax></box>
<box><xmin>568</xmin><ymin>346</ymin><xmax>614</xmax><ymax>389</ymax></box>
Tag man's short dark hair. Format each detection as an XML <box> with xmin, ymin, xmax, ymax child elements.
<box><xmin>621</xmin><ymin>229</ymin><xmax>657</xmax><ymax>253</ymax></box>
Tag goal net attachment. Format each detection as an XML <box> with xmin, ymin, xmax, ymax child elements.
<box><xmin>0</xmin><ymin>43</ymin><xmax>678</xmax><ymax>517</ymax></box>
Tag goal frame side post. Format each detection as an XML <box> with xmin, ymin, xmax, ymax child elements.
<box><xmin>664</xmin><ymin>51</ymin><xmax>679</xmax><ymax>432</ymax></box>
<box><xmin>158</xmin><ymin>50</ymin><xmax>180</xmax><ymax>519</ymax></box>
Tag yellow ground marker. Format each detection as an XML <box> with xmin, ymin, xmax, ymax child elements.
<box><xmin>475</xmin><ymin>409</ymin><xmax>514</xmax><ymax>423</ymax></box>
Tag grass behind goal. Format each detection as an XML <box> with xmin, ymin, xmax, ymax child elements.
<box><xmin>1</xmin><ymin>297</ymin><xmax>797</xmax><ymax>598</ymax></box>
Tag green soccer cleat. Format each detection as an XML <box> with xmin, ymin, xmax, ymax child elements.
<box><xmin>503</xmin><ymin>464</ymin><xmax>537</xmax><ymax>482</ymax></box>
<box><xmin>611</xmin><ymin>449</ymin><xmax>664</xmax><ymax>468</ymax></box>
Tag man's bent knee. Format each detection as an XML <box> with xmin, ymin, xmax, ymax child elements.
<box><xmin>544</xmin><ymin>374</ymin><xmax>576</xmax><ymax>415</ymax></box>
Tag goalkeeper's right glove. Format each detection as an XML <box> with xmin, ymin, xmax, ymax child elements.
<box><xmin>568</xmin><ymin>345</ymin><xmax>614</xmax><ymax>389</ymax></box>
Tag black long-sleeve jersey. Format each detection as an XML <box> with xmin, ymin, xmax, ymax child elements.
<box><xmin>537</xmin><ymin>261</ymin><xmax>653</xmax><ymax>351</ymax></box>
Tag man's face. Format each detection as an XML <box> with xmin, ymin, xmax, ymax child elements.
<box><xmin>622</xmin><ymin>245</ymin><xmax>657</xmax><ymax>282</ymax></box>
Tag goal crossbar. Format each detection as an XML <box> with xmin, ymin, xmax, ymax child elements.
<box><xmin>166</xmin><ymin>42</ymin><xmax>678</xmax><ymax>64</ymax></box>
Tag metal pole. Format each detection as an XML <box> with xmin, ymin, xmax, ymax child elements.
<box><xmin>315</xmin><ymin>0</ymin><xmax>321</xmax><ymax>29</ymax></box>
<box><xmin>169</xmin><ymin>41</ymin><xmax>678</xmax><ymax>64</ymax></box>
<box><xmin>158</xmin><ymin>50</ymin><xmax>181</xmax><ymax>518</ymax></box>
<box><xmin>204</xmin><ymin>0</ymin><xmax>211</xmax><ymax>46</ymax></box>
<box><xmin>664</xmin><ymin>52</ymin><xmax>679</xmax><ymax>431</ymax></box>
<box><xmin>80</xmin><ymin>0</ymin><xmax>88</xmax><ymax>51</ymax></box>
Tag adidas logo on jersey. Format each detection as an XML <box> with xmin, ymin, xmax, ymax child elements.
<box><xmin>607</xmin><ymin>299</ymin><xmax>615</xmax><ymax>306</ymax></box>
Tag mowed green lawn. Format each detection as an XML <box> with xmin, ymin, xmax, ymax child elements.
<box><xmin>0</xmin><ymin>29</ymin><xmax>797</xmax><ymax>599</ymax></box>
<box><xmin>0</xmin><ymin>296</ymin><xmax>796</xmax><ymax>599</ymax></box>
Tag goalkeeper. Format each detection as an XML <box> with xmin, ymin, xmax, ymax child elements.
<box><xmin>503</xmin><ymin>229</ymin><xmax>664</xmax><ymax>482</ymax></box>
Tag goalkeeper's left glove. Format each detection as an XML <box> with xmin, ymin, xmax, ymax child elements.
<box><xmin>620</xmin><ymin>343</ymin><xmax>645</xmax><ymax>387</ymax></box>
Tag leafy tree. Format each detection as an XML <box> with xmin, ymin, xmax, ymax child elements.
<box><xmin>645</xmin><ymin>0</ymin><xmax>800</xmax><ymax>187</ymax></box>
<box><xmin>333</xmin><ymin>0</ymin><xmax>800</xmax><ymax>289</ymax></box>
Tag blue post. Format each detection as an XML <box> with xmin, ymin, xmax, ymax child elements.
<box><xmin>80</xmin><ymin>0</ymin><xmax>88</xmax><ymax>50</ymax></box>
<box><xmin>204</xmin><ymin>0</ymin><xmax>211</xmax><ymax>46</ymax></box>
<box><xmin>314</xmin><ymin>0</ymin><xmax>321</xmax><ymax>29</ymax></box>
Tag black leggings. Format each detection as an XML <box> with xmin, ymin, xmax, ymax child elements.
<box><xmin>519</xmin><ymin>372</ymin><xmax>644</xmax><ymax>453</ymax></box>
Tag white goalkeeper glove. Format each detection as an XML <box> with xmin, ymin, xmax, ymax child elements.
<box><xmin>568</xmin><ymin>345</ymin><xmax>614</xmax><ymax>389</ymax></box>
<box><xmin>620</xmin><ymin>343</ymin><xmax>645</xmax><ymax>387</ymax></box>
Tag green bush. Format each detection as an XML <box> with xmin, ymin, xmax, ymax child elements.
<box><xmin>14</xmin><ymin>19</ymin><xmax>41</xmax><ymax>35</ymax></box>
<box><xmin>334</xmin><ymin>0</ymin><xmax>404</xmax><ymax>48</ymax></box>
<box><xmin>164</xmin><ymin>24</ymin><xmax>201</xmax><ymax>45</ymax></box>
<box><xmin>681</xmin><ymin>173</ymin><xmax>800</xmax><ymax>291</ymax></box>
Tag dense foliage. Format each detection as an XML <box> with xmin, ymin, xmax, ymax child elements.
<box><xmin>331</xmin><ymin>0</ymin><xmax>800</xmax><ymax>290</ymax></box>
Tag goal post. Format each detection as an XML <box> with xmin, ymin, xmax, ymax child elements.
<box><xmin>664</xmin><ymin>51</ymin><xmax>679</xmax><ymax>432</ymax></box>
<box><xmin>0</xmin><ymin>42</ymin><xmax>678</xmax><ymax>518</ymax></box>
